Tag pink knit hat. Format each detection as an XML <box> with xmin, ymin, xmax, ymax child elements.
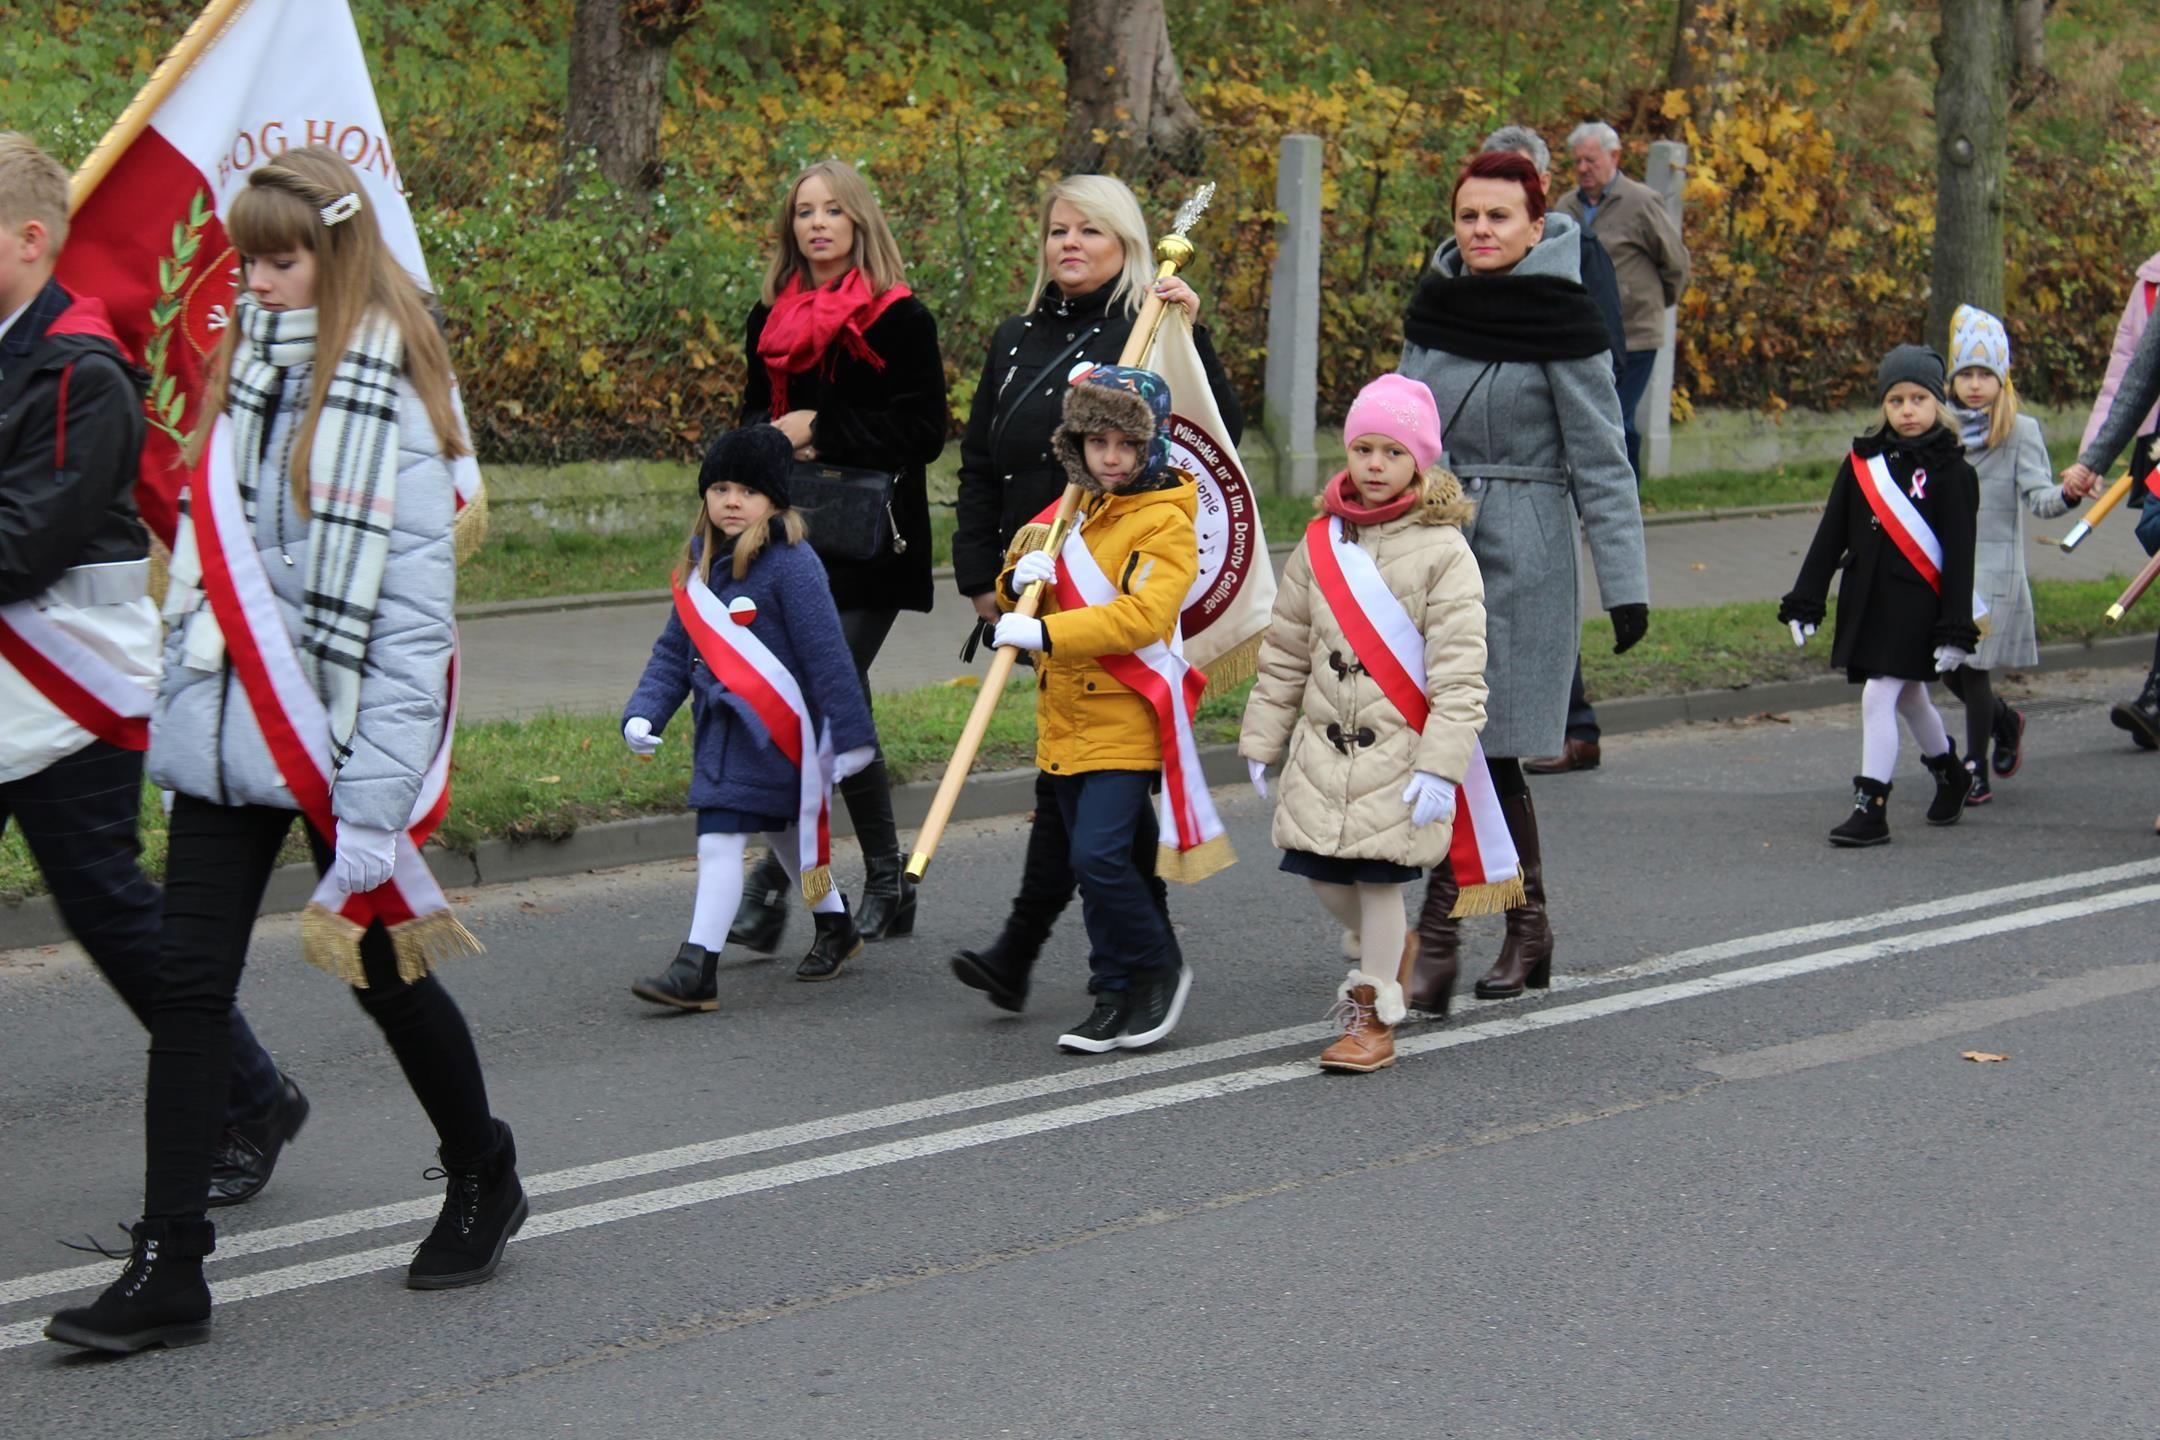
<box><xmin>1342</xmin><ymin>375</ymin><xmax>1443</xmax><ymax>472</ymax></box>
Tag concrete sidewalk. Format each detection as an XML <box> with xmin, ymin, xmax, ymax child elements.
<box><xmin>458</xmin><ymin>505</ymin><xmax>2146</xmax><ymax>723</ymax></box>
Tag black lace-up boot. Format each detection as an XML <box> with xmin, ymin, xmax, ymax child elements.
<box><xmin>407</xmin><ymin>1119</ymin><xmax>528</xmax><ymax>1290</ymax></box>
<box><xmin>45</xmin><ymin>1218</ymin><xmax>216</xmax><ymax>1353</ymax></box>
<box><xmin>2111</xmin><ymin>671</ymin><xmax>2160</xmax><ymax>751</ymax></box>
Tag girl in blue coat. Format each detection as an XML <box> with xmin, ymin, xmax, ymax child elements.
<box><xmin>623</xmin><ymin>426</ymin><xmax>878</xmax><ymax>1005</ymax></box>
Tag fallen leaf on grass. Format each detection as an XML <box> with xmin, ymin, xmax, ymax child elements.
<box><xmin>1961</xmin><ymin>1050</ymin><xmax>2010</xmax><ymax>1063</ymax></box>
<box><xmin>945</xmin><ymin>675</ymin><xmax>981</xmax><ymax>689</ymax></box>
<box><xmin>529</xmin><ymin>774</ymin><xmax>562</xmax><ymax>785</ymax></box>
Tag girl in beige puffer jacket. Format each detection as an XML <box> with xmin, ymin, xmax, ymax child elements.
<box><xmin>1240</xmin><ymin>376</ymin><xmax>1489</xmax><ymax>1074</ymax></box>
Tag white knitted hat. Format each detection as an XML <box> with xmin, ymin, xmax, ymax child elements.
<box><xmin>1950</xmin><ymin>304</ymin><xmax>2011</xmax><ymax>382</ymax></box>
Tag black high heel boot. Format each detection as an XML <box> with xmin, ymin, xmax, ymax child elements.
<box><xmin>797</xmin><ymin>903</ymin><xmax>864</xmax><ymax>981</ymax></box>
<box><xmin>45</xmin><ymin>1218</ymin><xmax>216</xmax><ymax>1353</ymax></box>
<box><xmin>631</xmin><ymin>943</ymin><xmax>720</xmax><ymax>1011</ymax></box>
<box><xmin>727</xmin><ymin>850</ymin><xmax>792</xmax><ymax>953</ymax></box>
<box><xmin>843</xmin><ymin>760</ymin><xmax>915</xmax><ymax>941</ymax></box>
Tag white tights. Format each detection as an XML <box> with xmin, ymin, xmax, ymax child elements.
<box><xmin>1307</xmin><ymin>879</ymin><xmax>1407</xmax><ymax>982</ymax></box>
<box><xmin>1860</xmin><ymin>677</ymin><xmax>1950</xmax><ymax>783</ymax></box>
<box><xmin>685</xmin><ymin>828</ymin><xmax>843</xmax><ymax>951</ymax></box>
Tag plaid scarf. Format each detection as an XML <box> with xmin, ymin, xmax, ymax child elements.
<box><xmin>228</xmin><ymin>296</ymin><xmax>403</xmax><ymax>762</ymax></box>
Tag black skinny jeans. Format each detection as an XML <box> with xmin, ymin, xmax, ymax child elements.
<box><xmin>144</xmin><ymin>796</ymin><xmax>495</xmax><ymax>1222</ymax></box>
<box><xmin>836</xmin><ymin>607</ymin><xmax>900</xmax><ymax>860</ymax></box>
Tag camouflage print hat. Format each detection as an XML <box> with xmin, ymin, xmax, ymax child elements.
<box><xmin>1052</xmin><ymin>363</ymin><xmax>1175</xmax><ymax>492</ymax></box>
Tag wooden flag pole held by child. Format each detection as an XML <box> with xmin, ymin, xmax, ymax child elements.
<box><xmin>905</xmin><ymin>189</ymin><xmax>1215</xmax><ymax>883</ymax></box>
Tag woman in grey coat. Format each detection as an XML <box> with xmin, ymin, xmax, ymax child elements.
<box><xmin>48</xmin><ymin>151</ymin><xmax>523</xmax><ymax>1356</ymax></box>
<box><xmin>1394</xmin><ymin>150</ymin><xmax>1650</xmax><ymax>1010</ymax></box>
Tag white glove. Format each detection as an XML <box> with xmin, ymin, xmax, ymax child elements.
<box><xmin>623</xmin><ymin>716</ymin><xmax>663</xmax><ymax>755</ymax></box>
<box><xmin>333</xmin><ymin>820</ymin><xmax>399</xmax><ymax>895</ymax></box>
<box><xmin>1933</xmin><ymin>645</ymin><xmax>1970</xmax><ymax>674</ymax></box>
<box><xmin>1789</xmin><ymin>620</ymin><xmax>1817</xmax><ymax>647</ymax></box>
<box><xmin>833</xmin><ymin>744</ymin><xmax>876</xmax><ymax>782</ymax></box>
<box><xmin>1402</xmin><ymin>771</ymin><xmax>1456</xmax><ymax>829</ymax></box>
<box><xmin>1247</xmin><ymin>758</ymin><xmax>1269</xmax><ymax>799</ymax></box>
<box><xmin>1012</xmin><ymin>550</ymin><xmax>1058</xmax><ymax>590</ymax></box>
<box><xmin>993</xmin><ymin>613</ymin><xmax>1045</xmax><ymax>652</ymax></box>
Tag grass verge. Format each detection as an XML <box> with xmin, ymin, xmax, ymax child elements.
<box><xmin>4</xmin><ymin>573</ymin><xmax>2142</xmax><ymax>905</ymax></box>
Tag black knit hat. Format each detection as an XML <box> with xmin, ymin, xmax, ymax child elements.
<box><xmin>1877</xmin><ymin>343</ymin><xmax>1947</xmax><ymax>406</ymax></box>
<box><xmin>698</xmin><ymin>424</ymin><xmax>794</xmax><ymax>507</ymax></box>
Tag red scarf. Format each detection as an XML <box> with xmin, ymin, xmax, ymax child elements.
<box><xmin>756</xmin><ymin>269</ymin><xmax>912</xmax><ymax>416</ymax></box>
<box><xmin>1319</xmin><ymin>469</ymin><xmax>1419</xmax><ymax>527</ymax></box>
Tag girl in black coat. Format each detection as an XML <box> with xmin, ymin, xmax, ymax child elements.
<box><xmin>732</xmin><ymin>160</ymin><xmax>950</xmax><ymax>954</ymax></box>
<box><xmin>1780</xmin><ymin>344</ymin><xmax>1981</xmax><ymax>847</ymax></box>
<box><xmin>945</xmin><ymin>175</ymin><xmax>1243</xmax><ymax>1014</ymax></box>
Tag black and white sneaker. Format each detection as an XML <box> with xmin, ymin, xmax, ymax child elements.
<box><xmin>1057</xmin><ymin>994</ymin><xmax>1129</xmax><ymax>1054</ymax></box>
<box><xmin>1118</xmin><ymin>962</ymin><xmax>1191</xmax><ymax>1050</ymax></box>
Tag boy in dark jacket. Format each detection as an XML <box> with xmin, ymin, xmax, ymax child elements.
<box><xmin>0</xmin><ymin>133</ymin><xmax>301</xmax><ymax>1205</ymax></box>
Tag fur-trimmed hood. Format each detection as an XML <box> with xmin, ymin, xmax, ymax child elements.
<box><xmin>1051</xmin><ymin>363</ymin><xmax>1176</xmax><ymax>493</ymax></box>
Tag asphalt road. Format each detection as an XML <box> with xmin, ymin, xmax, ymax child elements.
<box><xmin>5</xmin><ymin>662</ymin><xmax>2160</xmax><ymax>1438</ymax></box>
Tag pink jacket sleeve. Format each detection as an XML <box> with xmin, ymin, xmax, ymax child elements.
<box><xmin>2083</xmin><ymin>278</ymin><xmax>2156</xmax><ymax>455</ymax></box>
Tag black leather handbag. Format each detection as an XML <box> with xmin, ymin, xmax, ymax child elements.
<box><xmin>790</xmin><ymin>460</ymin><xmax>905</xmax><ymax>563</ymax></box>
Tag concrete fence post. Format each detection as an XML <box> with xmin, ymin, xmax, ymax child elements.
<box><xmin>1263</xmin><ymin>133</ymin><xmax>1323</xmax><ymax>494</ymax></box>
<box><xmin>1642</xmin><ymin>140</ymin><xmax>1688</xmax><ymax>479</ymax></box>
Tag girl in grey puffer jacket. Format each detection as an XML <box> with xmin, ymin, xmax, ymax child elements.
<box><xmin>48</xmin><ymin>149</ymin><xmax>524</xmax><ymax>1359</ymax></box>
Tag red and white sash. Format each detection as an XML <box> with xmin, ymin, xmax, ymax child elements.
<box><xmin>673</xmin><ymin>571</ymin><xmax>837</xmax><ymax>902</ymax></box>
<box><xmin>0</xmin><ymin>600</ymin><xmax>152</xmax><ymax>754</ymax></box>
<box><xmin>1852</xmin><ymin>450</ymin><xmax>1989</xmax><ymax>626</ymax></box>
<box><xmin>189</xmin><ymin>415</ymin><xmax>477</xmax><ymax>985</ymax></box>
<box><xmin>1042</xmin><ymin>508</ymin><xmax>1234</xmax><ymax>884</ymax></box>
<box><xmin>1304</xmin><ymin>514</ymin><xmax>1523</xmax><ymax>917</ymax></box>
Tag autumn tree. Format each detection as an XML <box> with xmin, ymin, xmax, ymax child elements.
<box><xmin>563</xmin><ymin>0</ymin><xmax>702</xmax><ymax>197</ymax></box>
<box><xmin>1927</xmin><ymin>0</ymin><xmax>2020</xmax><ymax>352</ymax></box>
<box><xmin>1056</xmin><ymin>0</ymin><xmax>1205</xmax><ymax>175</ymax></box>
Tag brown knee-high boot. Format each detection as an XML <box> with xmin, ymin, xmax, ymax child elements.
<box><xmin>1475</xmin><ymin>789</ymin><xmax>1552</xmax><ymax>999</ymax></box>
<box><xmin>1406</xmin><ymin>864</ymin><xmax>1460</xmax><ymax>1016</ymax></box>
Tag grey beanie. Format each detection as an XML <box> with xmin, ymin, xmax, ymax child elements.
<box><xmin>1877</xmin><ymin>344</ymin><xmax>1947</xmax><ymax>405</ymax></box>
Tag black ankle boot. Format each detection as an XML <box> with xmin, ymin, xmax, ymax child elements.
<box><xmin>854</xmin><ymin>853</ymin><xmax>917</xmax><ymax>941</ymax></box>
<box><xmin>2111</xmin><ymin>672</ymin><xmax>2160</xmax><ymax>751</ymax></box>
<box><xmin>408</xmin><ymin>1119</ymin><xmax>528</xmax><ymax>1290</ymax></box>
<box><xmin>1923</xmin><ymin>746</ymin><xmax>1972</xmax><ymax>825</ymax></box>
<box><xmin>727</xmin><ymin>850</ymin><xmax>792</xmax><ymax>953</ymax></box>
<box><xmin>952</xmin><ymin>929</ymin><xmax>1034</xmax><ymax>1012</ymax></box>
<box><xmin>45</xmin><ymin>1218</ymin><xmax>216</xmax><ymax>1353</ymax></box>
<box><xmin>1829</xmin><ymin>776</ymin><xmax>1892</xmax><ymax>847</ymax></box>
<box><xmin>631</xmin><ymin>943</ymin><xmax>719</xmax><ymax>1011</ymax></box>
<box><xmin>797</xmin><ymin>903</ymin><xmax>864</xmax><ymax>981</ymax></box>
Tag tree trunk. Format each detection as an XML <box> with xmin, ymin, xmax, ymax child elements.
<box><xmin>563</xmin><ymin>0</ymin><xmax>700</xmax><ymax>198</ymax></box>
<box><xmin>1658</xmin><ymin>0</ymin><xmax>1739</xmax><ymax>138</ymax></box>
<box><xmin>2010</xmin><ymin>0</ymin><xmax>2053</xmax><ymax>108</ymax></box>
<box><xmin>1928</xmin><ymin>0</ymin><xmax>2015</xmax><ymax>354</ymax></box>
<box><xmin>1057</xmin><ymin>0</ymin><xmax>1205</xmax><ymax>176</ymax></box>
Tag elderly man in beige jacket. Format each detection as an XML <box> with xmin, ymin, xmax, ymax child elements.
<box><xmin>1556</xmin><ymin>121</ymin><xmax>1689</xmax><ymax>482</ymax></box>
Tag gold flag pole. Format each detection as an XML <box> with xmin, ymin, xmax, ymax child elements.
<box><xmin>69</xmin><ymin>0</ymin><xmax>255</xmax><ymax>212</ymax></box>
<box><xmin>2059</xmin><ymin>470</ymin><xmax>2134</xmax><ymax>552</ymax></box>
<box><xmin>905</xmin><ymin>185</ymin><xmax>1216</xmax><ymax>883</ymax></box>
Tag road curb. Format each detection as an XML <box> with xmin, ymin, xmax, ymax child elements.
<box><xmin>4</xmin><ymin>635</ymin><xmax>2150</xmax><ymax>951</ymax></box>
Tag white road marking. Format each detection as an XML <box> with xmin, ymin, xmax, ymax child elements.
<box><xmin>7</xmin><ymin>879</ymin><xmax>2157</xmax><ymax>1351</ymax></box>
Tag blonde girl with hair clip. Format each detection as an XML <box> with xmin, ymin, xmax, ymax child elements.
<box><xmin>47</xmin><ymin>146</ymin><xmax>522</xmax><ymax>1355</ymax></box>
<box><xmin>1940</xmin><ymin>304</ymin><xmax>2073</xmax><ymax>803</ymax></box>
<box><xmin>1241</xmin><ymin>376</ymin><xmax>1491</xmax><ymax>1073</ymax></box>
<box><xmin>728</xmin><ymin>158</ymin><xmax>949</xmax><ymax>959</ymax></box>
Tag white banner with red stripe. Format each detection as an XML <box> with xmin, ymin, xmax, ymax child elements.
<box><xmin>1051</xmin><ymin>520</ymin><xmax>1234</xmax><ymax>883</ymax></box>
<box><xmin>0</xmin><ymin>599</ymin><xmax>153</xmax><ymax>756</ymax></box>
<box><xmin>673</xmin><ymin>572</ymin><xmax>836</xmax><ymax>903</ymax></box>
<box><xmin>1304</xmin><ymin>515</ymin><xmax>1522</xmax><ymax>915</ymax></box>
<box><xmin>187</xmin><ymin>413</ymin><xmax>475</xmax><ymax>984</ymax></box>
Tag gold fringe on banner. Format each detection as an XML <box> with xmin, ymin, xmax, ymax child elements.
<box><xmin>1155</xmin><ymin>833</ymin><xmax>1235</xmax><ymax>885</ymax></box>
<box><xmin>1196</xmin><ymin>632</ymin><xmax>1262</xmax><ymax>697</ymax></box>
<box><xmin>1449</xmin><ymin>870</ymin><xmax>1526</xmax><ymax>918</ymax></box>
<box><xmin>453</xmin><ymin>486</ymin><xmax>490</xmax><ymax>565</ymax></box>
<box><xmin>148</xmin><ymin>535</ymin><xmax>173</xmax><ymax>610</ymax></box>
<box><xmin>301</xmin><ymin>903</ymin><xmax>484</xmax><ymax>986</ymax></box>
<box><xmin>1006</xmin><ymin>521</ymin><xmax>1053</xmax><ymax>562</ymax></box>
<box><xmin>800</xmin><ymin>864</ymin><xmax>833</xmax><ymax>907</ymax></box>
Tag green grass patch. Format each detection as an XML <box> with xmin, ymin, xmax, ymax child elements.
<box><xmin>1636</xmin><ymin>464</ymin><xmax>1836</xmax><ymax>515</ymax></box>
<box><xmin>6</xmin><ymin>572</ymin><xmax>2144</xmax><ymax>906</ymax></box>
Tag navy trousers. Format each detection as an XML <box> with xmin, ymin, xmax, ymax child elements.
<box><xmin>0</xmin><ymin>740</ymin><xmax>278</xmax><ymax>1127</ymax></box>
<box><xmin>1047</xmin><ymin>770</ymin><xmax>1181</xmax><ymax>991</ymax></box>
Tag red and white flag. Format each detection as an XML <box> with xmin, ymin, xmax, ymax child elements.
<box><xmin>58</xmin><ymin>0</ymin><xmax>483</xmax><ymax>551</ymax></box>
<box><xmin>1304</xmin><ymin>514</ymin><xmax>1523</xmax><ymax>916</ymax></box>
<box><xmin>1139</xmin><ymin>316</ymin><xmax>1276</xmax><ymax>687</ymax></box>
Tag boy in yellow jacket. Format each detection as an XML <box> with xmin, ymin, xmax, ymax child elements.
<box><xmin>993</xmin><ymin>365</ymin><xmax>1197</xmax><ymax>1054</ymax></box>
